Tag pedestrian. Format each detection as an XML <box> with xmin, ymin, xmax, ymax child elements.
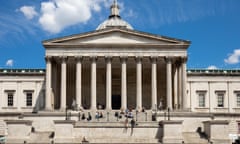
<box><xmin>130</xmin><ymin>118</ymin><xmax>135</xmax><ymax>135</ymax></box>
<box><xmin>124</xmin><ymin>118</ymin><xmax>128</xmax><ymax>132</ymax></box>
<box><xmin>81</xmin><ymin>113</ymin><xmax>86</xmax><ymax>120</ymax></box>
<box><xmin>87</xmin><ymin>112</ymin><xmax>92</xmax><ymax>121</ymax></box>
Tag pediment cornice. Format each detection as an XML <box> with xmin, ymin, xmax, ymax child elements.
<box><xmin>43</xmin><ymin>28</ymin><xmax>190</xmax><ymax>49</ymax></box>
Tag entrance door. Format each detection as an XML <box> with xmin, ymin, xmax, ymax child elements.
<box><xmin>112</xmin><ymin>95</ymin><xmax>121</xmax><ymax>109</ymax></box>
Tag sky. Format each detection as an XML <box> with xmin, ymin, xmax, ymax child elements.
<box><xmin>0</xmin><ymin>0</ymin><xmax>240</xmax><ymax>69</ymax></box>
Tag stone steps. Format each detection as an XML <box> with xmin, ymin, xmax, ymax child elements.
<box><xmin>183</xmin><ymin>132</ymin><xmax>208</xmax><ymax>144</ymax></box>
<box><xmin>71</xmin><ymin>110</ymin><xmax>153</xmax><ymax>122</ymax></box>
<box><xmin>0</xmin><ymin>120</ymin><xmax>6</xmax><ymax>136</ymax></box>
<box><xmin>229</xmin><ymin>119</ymin><xmax>238</xmax><ymax>134</ymax></box>
<box><xmin>85</xmin><ymin>138</ymin><xmax>161</xmax><ymax>143</ymax></box>
<box><xmin>28</xmin><ymin>131</ymin><xmax>53</xmax><ymax>143</ymax></box>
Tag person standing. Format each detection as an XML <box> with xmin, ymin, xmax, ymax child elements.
<box><xmin>130</xmin><ymin>118</ymin><xmax>135</xmax><ymax>136</ymax></box>
<box><xmin>124</xmin><ymin>118</ymin><xmax>128</xmax><ymax>133</ymax></box>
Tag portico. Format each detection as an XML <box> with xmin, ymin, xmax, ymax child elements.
<box><xmin>43</xmin><ymin>0</ymin><xmax>190</xmax><ymax>111</ymax></box>
<box><xmin>44</xmin><ymin>54</ymin><xmax>188</xmax><ymax>111</ymax></box>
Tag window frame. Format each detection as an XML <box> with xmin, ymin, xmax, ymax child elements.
<box><xmin>235</xmin><ymin>91</ymin><xmax>240</xmax><ymax>107</ymax></box>
<box><xmin>23</xmin><ymin>90</ymin><xmax>34</xmax><ymax>107</ymax></box>
<box><xmin>216</xmin><ymin>91</ymin><xmax>225</xmax><ymax>108</ymax></box>
<box><xmin>26</xmin><ymin>92</ymin><xmax>33</xmax><ymax>107</ymax></box>
<box><xmin>7</xmin><ymin>93</ymin><xmax>14</xmax><ymax>107</ymax></box>
<box><xmin>196</xmin><ymin>90</ymin><xmax>207</xmax><ymax>108</ymax></box>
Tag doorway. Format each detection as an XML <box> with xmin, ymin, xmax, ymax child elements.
<box><xmin>112</xmin><ymin>95</ymin><xmax>121</xmax><ymax>109</ymax></box>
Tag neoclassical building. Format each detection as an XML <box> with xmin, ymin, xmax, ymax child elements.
<box><xmin>0</xmin><ymin>1</ymin><xmax>240</xmax><ymax>143</ymax></box>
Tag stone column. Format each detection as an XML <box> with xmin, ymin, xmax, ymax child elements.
<box><xmin>173</xmin><ymin>63</ymin><xmax>179</xmax><ymax>109</ymax></box>
<box><xmin>178</xmin><ymin>64</ymin><xmax>182</xmax><ymax>109</ymax></box>
<box><xmin>181</xmin><ymin>57</ymin><xmax>187</xmax><ymax>110</ymax></box>
<box><xmin>45</xmin><ymin>56</ymin><xmax>52</xmax><ymax>110</ymax></box>
<box><xmin>151</xmin><ymin>57</ymin><xmax>157</xmax><ymax>110</ymax></box>
<box><xmin>60</xmin><ymin>57</ymin><xmax>67</xmax><ymax>111</ymax></box>
<box><xmin>121</xmin><ymin>57</ymin><xmax>127</xmax><ymax>110</ymax></box>
<box><xmin>166</xmin><ymin>57</ymin><xmax>172</xmax><ymax>110</ymax></box>
<box><xmin>136</xmin><ymin>57</ymin><xmax>142</xmax><ymax>110</ymax></box>
<box><xmin>91</xmin><ymin>57</ymin><xmax>97</xmax><ymax>110</ymax></box>
<box><xmin>106</xmin><ymin>57</ymin><xmax>112</xmax><ymax>110</ymax></box>
<box><xmin>76</xmin><ymin>56</ymin><xmax>82</xmax><ymax>109</ymax></box>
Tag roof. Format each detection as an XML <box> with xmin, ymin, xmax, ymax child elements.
<box><xmin>96</xmin><ymin>0</ymin><xmax>133</xmax><ymax>30</ymax></box>
<box><xmin>42</xmin><ymin>27</ymin><xmax>191</xmax><ymax>46</ymax></box>
<box><xmin>0</xmin><ymin>69</ymin><xmax>45</xmax><ymax>76</ymax></box>
<box><xmin>1</xmin><ymin>69</ymin><xmax>240</xmax><ymax>76</ymax></box>
<box><xmin>187</xmin><ymin>69</ymin><xmax>240</xmax><ymax>76</ymax></box>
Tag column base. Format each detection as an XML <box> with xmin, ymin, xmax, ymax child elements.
<box><xmin>45</xmin><ymin>107</ymin><xmax>53</xmax><ymax>111</ymax></box>
<box><xmin>60</xmin><ymin>107</ymin><xmax>67</xmax><ymax>112</ymax></box>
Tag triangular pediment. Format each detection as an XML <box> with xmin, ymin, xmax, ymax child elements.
<box><xmin>43</xmin><ymin>28</ymin><xmax>190</xmax><ymax>47</ymax></box>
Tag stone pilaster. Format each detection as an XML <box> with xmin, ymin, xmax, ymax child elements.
<box><xmin>181</xmin><ymin>57</ymin><xmax>187</xmax><ymax>110</ymax></box>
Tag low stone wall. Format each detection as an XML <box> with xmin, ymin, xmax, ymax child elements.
<box><xmin>54</xmin><ymin>121</ymin><xmax>161</xmax><ymax>143</ymax></box>
<box><xmin>5</xmin><ymin>120</ymin><xmax>32</xmax><ymax>144</ymax></box>
<box><xmin>203</xmin><ymin>120</ymin><xmax>231</xmax><ymax>144</ymax></box>
<box><xmin>159</xmin><ymin>120</ymin><xmax>183</xmax><ymax>144</ymax></box>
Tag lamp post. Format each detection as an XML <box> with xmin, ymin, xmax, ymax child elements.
<box><xmin>65</xmin><ymin>107</ymin><xmax>68</xmax><ymax>120</ymax></box>
<box><xmin>145</xmin><ymin>112</ymin><xmax>147</xmax><ymax>121</ymax></box>
<box><xmin>107</xmin><ymin>111</ymin><xmax>109</xmax><ymax>122</ymax></box>
<box><xmin>167</xmin><ymin>108</ymin><xmax>170</xmax><ymax>121</ymax></box>
<box><xmin>136</xmin><ymin>111</ymin><xmax>138</xmax><ymax>122</ymax></box>
<box><xmin>78</xmin><ymin>112</ymin><xmax>81</xmax><ymax>121</ymax></box>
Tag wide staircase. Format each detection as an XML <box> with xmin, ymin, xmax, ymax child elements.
<box><xmin>72</xmin><ymin>121</ymin><xmax>161</xmax><ymax>144</ymax></box>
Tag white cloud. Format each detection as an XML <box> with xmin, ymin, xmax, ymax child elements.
<box><xmin>207</xmin><ymin>65</ymin><xmax>218</xmax><ymax>70</ymax></box>
<box><xmin>6</xmin><ymin>59</ymin><xmax>14</xmax><ymax>67</ymax></box>
<box><xmin>38</xmin><ymin>0</ymin><xmax>106</xmax><ymax>33</ymax></box>
<box><xmin>19</xmin><ymin>6</ymin><xmax>38</xmax><ymax>20</ymax></box>
<box><xmin>224</xmin><ymin>49</ymin><xmax>240</xmax><ymax>64</ymax></box>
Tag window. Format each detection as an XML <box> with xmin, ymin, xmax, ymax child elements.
<box><xmin>196</xmin><ymin>91</ymin><xmax>206</xmax><ymax>108</ymax></box>
<box><xmin>26</xmin><ymin>92</ymin><xmax>32</xmax><ymax>107</ymax></box>
<box><xmin>198</xmin><ymin>93</ymin><xmax>205</xmax><ymax>107</ymax></box>
<box><xmin>237</xmin><ymin>93</ymin><xmax>240</xmax><ymax>107</ymax></box>
<box><xmin>7</xmin><ymin>93</ymin><xmax>14</xmax><ymax>107</ymax></box>
<box><xmin>217</xmin><ymin>93</ymin><xmax>224</xmax><ymax>107</ymax></box>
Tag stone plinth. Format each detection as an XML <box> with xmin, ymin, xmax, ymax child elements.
<box><xmin>54</xmin><ymin>120</ymin><xmax>75</xmax><ymax>143</ymax></box>
<box><xmin>203</xmin><ymin>120</ymin><xmax>230</xmax><ymax>144</ymax></box>
<box><xmin>5</xmin><ymin>120</ymin><xmax>32</xmax><ymax>144</ymax></box>
<box><xmin>159</xmin><ymin>120</ymin><xmax>183</xmax><ymax>144</ymax></box>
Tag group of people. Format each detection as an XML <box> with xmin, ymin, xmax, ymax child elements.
<box><xmin>124</xmin><ymin>117</ymin><xmax>136</xmax><ymax>135</ymax></box>
<box><xmin>81</xmin><ymin>112</ymin><xmax>92</xmax><ymax>121</ymax></box>
<box><xmin>95</xmin><ymin>111</ymin><xmax>103</xmax><ymax>119</ymax></box>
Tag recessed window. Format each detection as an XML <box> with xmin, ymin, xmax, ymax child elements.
<box><xmin>196</xmin><ymin>91</ymin><xmax>206</xmax><ymax>108</ymax></box>
<box><xmin>236</xmin><ymin>93</ymin><xmax>240</xmax><ymax>107</ymax></box>
<box><xmin>26</xmin><ymin>92</ymin><xmax>33</xmax><ymax>107</ymax></box>
<box><xmin>217</xmin><ymin>93</ymin><xmax>224</xmax><ymax>107</ymax></box>
<box><xmin>198</xmin><ymin>93</ymin><xmax>206</xmax><ymax>107</ymax></box>
<box><xmin>7</xmin><ymin>93</ymin><xmax>14</xmax><ymax>107</ymax></box>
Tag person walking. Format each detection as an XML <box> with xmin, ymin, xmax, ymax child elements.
<box><xmin>124</xmin><ymin>118</ymin><xmax>128</xmax><ymax>133</ymax></box>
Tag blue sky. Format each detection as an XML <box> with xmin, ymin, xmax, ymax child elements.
<box><xmin>0</xmin><ymin>0</ymin><xmax>240</xmax><ymax>69</ymax></box>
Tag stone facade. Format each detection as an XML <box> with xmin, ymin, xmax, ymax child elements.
<box><xmin>0</xmin><ymin>1</ymin><xmax>240</xmax><ymax>143</ymax></box>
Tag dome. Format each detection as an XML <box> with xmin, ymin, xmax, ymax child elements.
<box><xmin>96</xmin><ymin>17</ymin><xmax>133</xmax><ymax>30</ymax></box>
<box><xmin>96</xmin><ymin>0</ymin><xmax>133</xmax><ymax>30</ymax></box>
